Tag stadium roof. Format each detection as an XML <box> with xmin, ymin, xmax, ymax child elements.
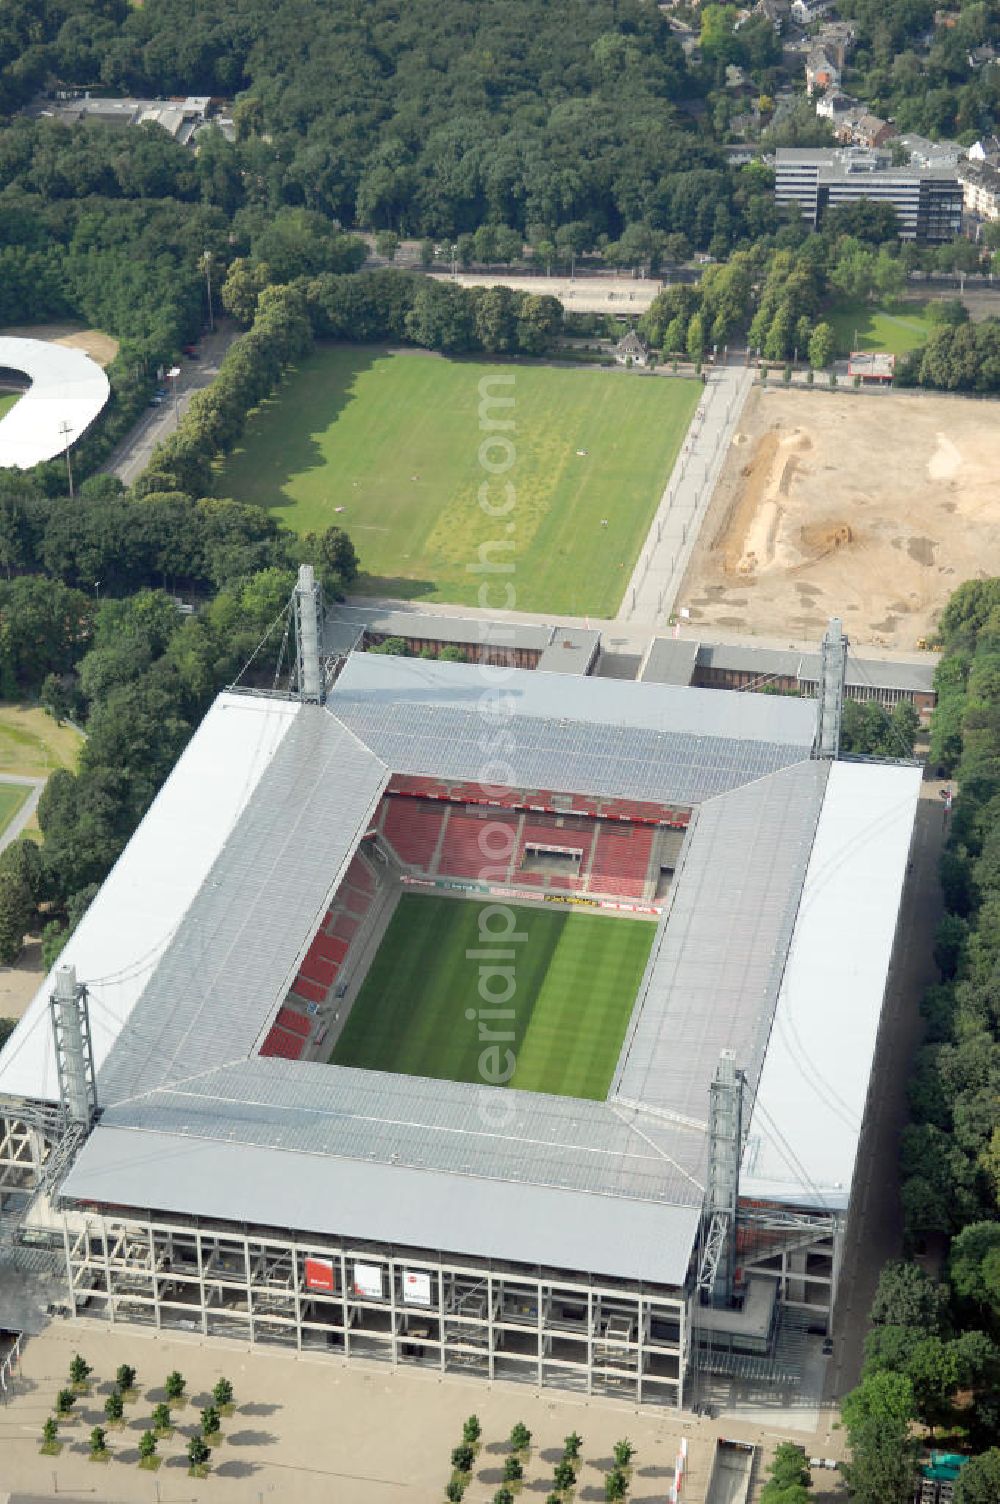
<box><xmin>1</xmin><ymin>656</ymin><xmax>920</xmax><ymax>1284</ymax></box>
<box><xmin>741</xmin><ymin>759</ymin><xmax>923</xmax><ymax>1209</ymax></box>
<box><xmin>330</xmin><ymin>653</ymin><xmax>816</xmax><ymax>806</ymax></box>
<box><xmin>640</xmin><ymin>636</ymin><xmax>937</xmax><ymax>696</ymax></box>
<box><xmin>325</xmin><ymin>605</ymin><xmax>601</xmax><ymax>675</ymax></box>
<box><xmin>0</xmin><ymin>337</ymin><xmax>111</xmax><ymax>469</ymax></box>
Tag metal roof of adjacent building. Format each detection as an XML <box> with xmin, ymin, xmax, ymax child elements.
<box><xmin>0</xmin><ymin>337</ymin><xmax>111</xmax><ymax>469</ymax></box>
<box><xmin>640</xmin><ymin>637</ymin><xmax>936</xmax><ymax>696</ymax></box>
<box><xmin>325</xmin><ymin>606</ymin><xmax>601</xmax><ymax>674</ymax></box>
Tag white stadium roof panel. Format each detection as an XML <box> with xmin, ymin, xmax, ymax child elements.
<box><xmin>0</xmin><ymin>694</ymin><xmax>300</xmax><ymax>1102</ymax></box>
<box><xmin>0</xmin><ymin>337</ymin><xmax>111</xmax><ymax>469</ymax></box>
<box><xmin>741</xmin><ymin>759</ymin><xmax>923</xmax><ymax>1210</ymax></box>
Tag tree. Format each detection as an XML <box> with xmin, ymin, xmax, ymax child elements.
<box><xmin>954</xmin><ymin>1449</ymin><xmax>1000</xmax><ymax>1504</ymax></box>
<box><xmin>55</xmin><ymin>1388</ymin><xmax>75</xmax><ymax>1416</ymax></box>
<box><xmin>510</xmin><ymin>1421</ymin><xmax>532</xmax><ymax>1452</ymax></box>
<box><xmin>564</xmin><ymin>1431</ymin><xmax>583</xmax><ymax>1460</ymax></box>
<box><xmin>950</xmin><ymin>1222</ymin><xmax>1000</xmax><ymax>1314</ymax></box>
<box><xmin>0</xmin><ymin>863</ymin><xmax>33</xmax><ymax>965</ymax></box>
<box><xmin>89</xmin><ymin>1425</ymin><xmax>108</xmax><ymax>1459</ymax></box>
<box><xmin>553</xmin><ymin>1458</ymin><xmax>577</xmax><ymax>1490</ymax></box>
<box><xmin>760</xmin><ymin>1442</ymin><xmax>812</xmax><ymax>1504</ymax></box>
<box><xmin>151</xmin><ymin>1401</ymin><xmax>172</xmax><ymax>1435</ymax></box>
<box><xmin>138</xmin><ymin>1430</ymin><xmax>157</xmax><ymax>1465</ymax></box>
<box><xmin>451</xmin><ymin>1442</ymin><xmax>475</xmax><ymax>1473</ymax></box>
<box><xmin>605</xmin><ymin>1466</ymin><xmax>628</xmax><ymax>1502</ymax></box>
<box><xmin>187</xmin><ymin>1433</ymin><xmax>211</xmax><ymax>1473</ymax></box>
<box><xmin>374</xmin><ymin>230</ymin><xmax>399</xmax><ymax>259</ymax></box>
<box><xmin>686</xmin><ymin>312</ymin><xmax>705</xmax><ymax>363</ymax></box>
<box><xmin>104</xmin><ymin>1389</ymin><xmax>124</xmax><ymax>1424</ymax></box>
<box><xmin>69</xmin><ymin>1353</ymin><xmax>92</xmax><ymax>1388</ymax></box>
<box><xmin>871</xmin><ymin>1261</ymin><xmax>949</xmax><ymax>1333</ymax></box>
<box><xmin>842</xmin><ymin>1371</ymin><xmax>919</xmax><ymax>1504</ymax></box>
<box><xmin>201</xmin><ymin>1404</ymin><xmax>221</xmax><ymax>1439</ymax></box>
<box><xmin>613</xmin><ymin>1439</ymin><xmax>635</xmax><ymax>1467</ymax></box>
<box><xmin>808</xmin><ymin>322</ymin><xmax>835</xmax><ymax>370</ymax></box>
<box><xmin>906</xmin><ymin>1336</ymin><xmax>962</xmax><ymax>1428</ymax></box>
<box><xmin>41</xmin><ymin>1416</ymin><xmax>59</xmax><ymax>1450</ymax></box>
<box><xmin>115</xmin><ymin>1363</ymin><xmax>137</xmax><ymax>1396</ymax></box>
<box><xmin>504</xmin><ymin>1455</ymin><xmax>524</xmax><ymax>1483</ymax></box>
<box><xmin>212</xmin><ymin>1376</ymin><xmax>234</xmax><ymax>1411</ymax></box>
<box><xmin>462</xmin><ymin>1415</ymin><xmax>481</xmax><ymax>1445</ymax></box>
<box><xmin>493</xmin><ymin>1491</ymin><xmax>515</xmax><ymax>1504</ymax></box>
<box><xmin>164</xmin><ymin>1370</ymin><xmax>186</xmax><ymax>1403</ymax></box>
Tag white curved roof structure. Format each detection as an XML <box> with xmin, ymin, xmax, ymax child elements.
<box><xmin>0</xmin><ymin>336</ymin><xmax>111</xmax><ymax>469</ymax></box>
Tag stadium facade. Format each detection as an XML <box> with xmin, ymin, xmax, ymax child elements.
<box><xmin>0</xmin><ymin>574</ymin><xmax>922</xmax><ymax>1408</ymax></box>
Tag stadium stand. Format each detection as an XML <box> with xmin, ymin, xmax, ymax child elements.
<box><xmin>382</xmin><ymin>796</ymin><xmax>446</xmax><ymax>868</ymax></box>
<box><xmin>590</xmin><ymin>823</ymin><xmax>655</xmax><ymax>898</ymax></box>
<box><xmin>260</xmin><ymin>1025</ymin><xmax>307</xmax><ymax>1060</ymax></box>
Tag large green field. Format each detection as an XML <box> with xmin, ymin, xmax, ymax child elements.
<box><xmin>331</xmin><ymin>894</ymin><xmax>653</xmax><ymax>1099</ymax></box>
<box><xmin>216</xmin><ymin>346</ymin><xmax>701</xmax><ymax>615</ymax></box>
<box><xmin>826</xmin><ymin>298</ymin><xmax>933</xmax><ymax>357</ymax></box>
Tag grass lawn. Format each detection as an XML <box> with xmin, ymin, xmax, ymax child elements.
<box><xmin>331</xmin><ymin>894</ymin><xmax>653</xmax><ymax>1099</ymax></box>
<box><xmin>0</xmin><ymin>393</ymin><xmax>20</xmax><ymax>421</ymax></box>
<box><xmin>215</xmin><ymin>346</ymin><xmax>701</xmax><ymax>616</ymax></box>
<box><xmin>0</xmin><ymin>705</ymin><xmax>82</xmax><ymax>779</ymax></box>
<box><xmin>825</xmin><ymin>299</ymin><xmax>934</xmax><ymax>357</ymax></box>
<box><xmin>0</xmin><ymin>781</ymin><xmax>29</xmax><ymax>840</ymax></box>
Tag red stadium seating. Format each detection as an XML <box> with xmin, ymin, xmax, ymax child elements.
<box><xmin>589</xmin><ymin>823</ymin><xmax>654</xmax><ymax>899</ymax></box>
<box><xmin>437</xmin><ymin>811</ymin><xmax>518</xmax><ymax>877</ymax></box>
<box><xmin>436</xmin><ymin>813</ymin><xmax>488</xmax><ymax>876</ymax></box>
<box><xmin>299</xmin><ymin>953</ymin><xmax>337</xmax><ymax>988</ymax></box>
<box><xmin>382</xmin><ymin>798</ymin><xmax>446</xmax><ymax>869</ymax></box>
<box><xmin>260</xmin><ymin>1026</ymin><xmax>306</xmax><ymax>1060</ymax></box>
<box><xmin>290</xmin><ymin>975</ymin><xmax>327</xmax><ymax>1005</ymax></box>
<box><xmin>275</xmin><ymin>1007</ymin><xmax>311</xmax><ymax>1036</ymax></box>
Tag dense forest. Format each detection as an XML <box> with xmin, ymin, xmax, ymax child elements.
<box><xmin>839</xmin><ymin>579</ymin><xmax>1000</xmax><ymax>1504</ymax></box>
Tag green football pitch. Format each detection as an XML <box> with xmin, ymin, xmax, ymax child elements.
<box><xmin>331</xmin><ymin>894</ymin><xmax>654</xmax><ymax>1100</ymax></box>
<box><xmin>0</xmin><ymin>393</ymin><xmax>20</xmax><ymax>421</ymax></box>
<box><xmin>215</xmin><ymin>345</ymin><xmax>700</xmax><ymax>616</ymax></box>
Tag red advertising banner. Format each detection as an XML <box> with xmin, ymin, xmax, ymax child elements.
<box><xmin>304</xmin><ymin>1256</ymin><xmax>336</xmax><ymax>1293</ymax></box>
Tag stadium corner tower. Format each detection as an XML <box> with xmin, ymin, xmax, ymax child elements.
<box><xmin>0</xmin><ymin>568</ymin><xmax>921</xmax><ymax>1409</ymax></box>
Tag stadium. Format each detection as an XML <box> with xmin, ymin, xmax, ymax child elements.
<box><xmin>0</xmin><ymin>570</ymin><xmax>921</xmax><ymax>1410</ymax></box>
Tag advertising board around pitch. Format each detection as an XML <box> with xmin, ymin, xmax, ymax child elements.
<box><xmin>403</xmin><ymin>1269</ymin><xmax>433</xmax><ymax>1307</ymax></box>
<box><xmin>304</xmin><ymin>1255</ymin><xmax>336</xmax><ymax>1293</ymax></box>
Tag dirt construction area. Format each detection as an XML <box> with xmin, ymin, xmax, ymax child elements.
<box><xmin>0</xmin><ymin>322</ymin><xmax>119</xmax><ymax>367</ymax></box>
<box><xmin>677</xmin><ymin>386</ymin><xmax>1000</xmax><ymax>649</ymax></box>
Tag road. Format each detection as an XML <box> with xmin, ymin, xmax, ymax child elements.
<box><xmin>101</xmin><ymin>322</ymin><xmax>240</xmax><ymax>487</ymax></box>
<box><xmin>0</xmin><ymin>776</ymin><xmax>44</xmax><ymax>854</ymax></box>
<box><xmin>617</xmin><ymin>367</ymin><xmax>754</xmax><ymax>626</ymax></box>
<box><xmin>826</xmin><ymin>776</ymin><xmax>946</xmax><ymax>1399</ymax></box>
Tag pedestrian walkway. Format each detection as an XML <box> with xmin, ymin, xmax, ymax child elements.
<box><xmin>0</xmin><ymin>775</ymin><xmax>44</xmax><ymax>854</ymax></box>
<box><xmin>617</xmin><ymin>366</ymin><xmax>754</xmax><ymax>627</ymax></box>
